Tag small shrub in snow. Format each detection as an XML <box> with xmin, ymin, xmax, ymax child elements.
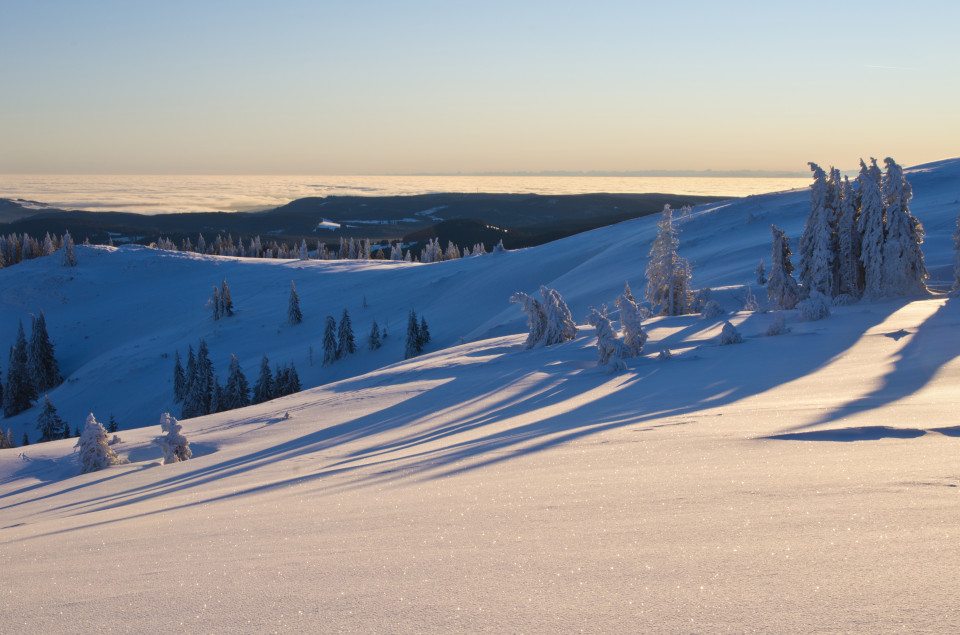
<box><xmin>719</xmin><ymin>321</ymin><xmax>743</xmax><ymax>345</ymax></box>
<box><xmin>798</xmin><ymin>291</ymin><xmax>831</xmax><ymax>322</ymax></box>
<box><xmin>657</xmin><ymin>349</ymin><xmax>673</xmax><ymax>361</ymax></box>
<box><xmin>741</xmin><ymin>285</ymin><xmax>760</xmax><ymax>312</ymax></box>
<box><xmin>765</xmin><ymin>311</ymin><xmax>790</xmax><ymax>336</ymax></box>
<box><xmin>109</xmin><ymin>434</ymin><xmax>122</xmax><ymax>445</ymax></box>
<box><xmin>700</xmin><ymin>300</ymin><xmax>724</xmax><ymax>319</ymax></box>
<box><xmin>156</xmin><ymin>412</ymin><xmax>192</xmax><ymax>464</ymax></box>
<box><xmin>75</xmin><ymin>414</ymin><xmax>126</xmax><ymax>473</ymax></box>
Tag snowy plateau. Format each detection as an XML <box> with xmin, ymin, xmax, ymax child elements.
<box><xmin>1</xmin><ymin>158</ymin><xmax>959</xmax><ymax>633</ymax></box>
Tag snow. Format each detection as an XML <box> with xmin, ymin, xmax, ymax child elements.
<box><xmin>314</xmin><ymin>218</ymin><xmax>341</xmax><ymax>231</ymax></box>
<box><xmin>1</xmin><ymin>158</ymin><xmax>959</xmax><ymax>631</ymax></box>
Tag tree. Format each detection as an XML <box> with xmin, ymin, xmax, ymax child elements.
<box><xmin>223</xmin><ymin>355</ymin><xmax>250</xmax><ymax>410</ymax></box>
<box><xmin>253</xmin><ymin>355</ymin><xmax>274</xmax><ymax>404</ymax></box>
<box><xmin>337</xmin><ymin>310</ymin><xmax>356</xmax><ymax>359</ymax></box>
<box><xmin>28</xmin><ymin>311</ymin><xmax>62</xmax><ymax>393</ymax></box>
<box><xmin>509</xmin><ymin>292</ymin><xmax>545</xmax><ymax>349</ymax></box>
<box><xmin>952</xmin><ymin>214</ymin><xmax>960</xmax><ymax>297</ymax></box>
<box><xmin>880</xmin><ymin>158</ymin><xmax>928</xmax><ymax>296</ymax></box>
<box><xmin>220</xmin><ymin>280</ymin><xmax>234</xmax><ymax>317</ymax></box>
<box><xmin>322</xmin><ymin>316</ymin><xmax>338</xmax><ymax>366</ymax></box>
<box><xmin>586</xmin><ymin>308</ymin><xmax>628</xmax><ymax>374</ymax></box>
<box><xmin>173</xmin><ymin>350</ymin><xmax>187</xmax><ymax>403</ymax></box>
<box><xmin>719</xmin><ymin>321</ymin><xmax>743</xmax><ymax>345</ymax></box>
<box><xmin>368</xmin><ymin>321</ymin><xmax>382</xmax><ymax>350</ymax></box>
<box><xmin>4</xmin><ymin>321</ymin><xmax>36</xmax><ymax>417</ymax></box>
<box><xmin>798</xmin><ymin>163</ymin><xmax>838</xmax><ymax>297</ymax></box>
<box><xmin>510</xmin><ymin>286</ymin><xmax>577</xmax><ymax>348</ymax></box>
<box><xmin>615</xmin><ymin>292</ymin><xmax>646</xmax><ymax>357</ymax></box>
<box><xmin>858</xmin><ymin>158</ymin><xmax>886</xmax><ymax>299</ymax></box>
<box><xmin>209</xmin><ymin>285</ymin><xmax>222</xmax><ymax>320</ymax></box>
<box><xmin>288</xmin><ymin>281</ymin><xmax>303</xmax><ymax>325</ymax></box>
<box><xmin>835</xmin><ymin>176</ymin><xmax>862</xmax><ymax>298</ymax></box>
<box><xmin>766</xmin><ymin>225</ymin><xmax>801</xmax><ymax>310</ymax></box>
<box><xmin>645</xmin><ymin>205</ymin><xmax>692</xmax><ymax>316</ymax></box>
<box><xmin>418</xmin><ymin>315</ymin><xmax>430</xmax><ymax>349</ymax></box>
<box><xmin>210</xmin><ymin>375</ymin><xmax>224</xmax><ymax>414</ymax></box>
<box><xmin>107</xmin><ymin>413</ymin><xmax>119</xmax><ymax>433</ymax></box>
<box><xmin>75</xmin><ymin>414</ymin><xmax>125</xmax><ymax>473</ymax></box>
<box><xmin>0</xmin><ymin>428</ymin><xmax>14</xmax><ymax>449</ymax></box>
<box><xmin>36</xmin><ymin>396</ymin><xmax>66</xmax><ymax>443</ymax></box>
<box><xmin>755</xmin><ymin>259</ymin><xmax>767</xmax><ymax>285</ymax></box>
<box><xmin>156</xmin><ymin>413</ymin><xmax>192</xmax><ymax>464</ymax></box>
<box><xmin>285</xmin><ymin>363</ymin><xmax>301</xmax><ymax>394</ymax></box>
<box><xmin>61</xmin><ymin>231</ymin><xmax>77</xmax><ymax>267</ymax></box>
<box><xmin>405</xmin><ymin>311</ymin><xmax>422</xmax><ymax>359</ymax></box>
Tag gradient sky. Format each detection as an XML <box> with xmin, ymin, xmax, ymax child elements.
<box><xmin>2</xmin><ymin>0</ymin><xmax>958</xmax><ymax>175</ymax></box>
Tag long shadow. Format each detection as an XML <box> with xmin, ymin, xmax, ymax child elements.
<box><xmin>762</xmin><ymin>426</ymin><xmax>928</xmax><ymax>442</ymax></box>
<box><xmin>787</xmin><ymin>298</ymin><xmax>960</xmax><ymax>431</ymax></box>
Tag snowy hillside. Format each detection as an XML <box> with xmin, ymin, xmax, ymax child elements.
<box><xmin>1</xmin><ymin>158</ymin><xmax>959</xmax><ymax>631</ymax></box>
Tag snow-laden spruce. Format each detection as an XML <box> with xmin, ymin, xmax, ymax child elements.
<box><xmin>880</xmin><ymin>158</ymin><xmax>928</xmax><ymax>296</ymax></box>
<box><xmin>28</xmin><ymin>311</ymin><xmax>62</xmax><ymax>393</ymax></box>
<box><xmin>75</xmin><ymin>413</ymin><xmax>126</xmax><ymax>473</ymax></box>
<box><xmin>615</xmin><ymin>291</ymin><xmax>647</xmax><ymax>357</ymax></box>
<box><xmin>36</xmin><ymin>395</ymin><xmax>67</xmax><ymax>442</ymax></box>
<box><xmin>798</xmin><ymin>163</ymin><xmax>838</xmax><ymax>297</ymax></box>
<box><xmin>337</xmin><ymin>310</ymin><xmax>356</xmax><ymax>359</ymax></box>
<box><xmin>645</xmin><ymin>205</ymin><xmax>693</xmax><ymax>316</ymax></box>
<box><xmin>586</xmin><ymin>308</ymin><xmax>628</xmax><ymax>374</ymax></box>
<box><xmin>857</xmin><ymin>158</ymin><xmax>886</xmax><ymax>299</ymax></box>
<box><xmin>322</xmin><ymin>316</ymin><xmax>337</xmax><ymax>366</ymax></box>
<box><xmin>766</xmin><ymin>225</ymin><xmax>801</xmax><ymax>310</ymax></box>
<box><xmin>288</xmin><ymin>281</ymin><xmax>302</xmax><ymax>325</ymax></box>
<box><xmin>835</xmin><ymin>176</ymin><xmax>862</xmax><ymax>298</ymax></box>
<box><xmin>765</xmin><ymin>311</ymin><xmax>790</xmax><ymax>336</ymax></box>
<box><xmin>223</xmin><ymin>355</ymin><xmax>250</xmax><ymax>411</ymax></box>
<box><xmin>798</xmin><ymin>291</ymin><xmax>831</xmax><ymax>321</ymax></box>
<box><xmin>510</xmin><ymin>286</ymin><xmax>577</xmax><ymax>349</ymax></box>
<box><xmin>156</xmin><ymin>412</ymin><xmax>192</xmax><ymax>464</ymax></box>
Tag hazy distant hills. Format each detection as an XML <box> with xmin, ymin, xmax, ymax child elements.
<box><xmin>0</xmin><ymin>192</ymin><xmax>726</xmax><ymax>249</ymax></box>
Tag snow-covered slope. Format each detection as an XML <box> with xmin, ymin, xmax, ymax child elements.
<box><xmin>1</xmin><ymin>158</ymin><xmax>958</xmax><ymax>632</ymax></box>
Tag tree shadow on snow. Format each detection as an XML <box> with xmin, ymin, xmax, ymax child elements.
<box><xmin>761</xmin><ymin>426</ymin><xmax>928</xmax><ymax>442</ymax></box>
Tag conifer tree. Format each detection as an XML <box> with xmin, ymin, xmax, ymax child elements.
<box><xmin>766</xmin><ymin>225</ymin><xmax>801</xmax><ymax>310</ymax></box>
<box><xmin>322</xmin><ymin>316</ymin><xmax>338</xmax><ymax>366</ymax></box>
<box><xmin>645</xmin><ymin>205</ymin><xmax>692</xmax><ymax>316</ymax></box>
<box><xmin>75</xmin><ymin>413</ymin><xmax>125</xmax><ymax>473</ymax></box>
<box><xmin>22</xmin><ymin>432</ymin><xmax>29</xmax><ymax>446</ymax></box>
<box><xmin>418</xmin><ymin>315</ymin><xmax>430</xmax><ymax>348</ymax></box>
<box><xmin>253</xmin><ymin>355</ymin><xmax>274</xmax><ymax>404</ymax></box>
<box><xmin>754</xmin><ymin>260</ymin><xmax>767</xmax><ymax>285</ymax></box>
<box><xmin>4</xmin><ymin>321</ymin><xmax>35</xmax><ymax>417</ymax></box>
<box><xmin>510</xmin><ymin>287</ymin><xmax>577</xmax><ymax>348</ymax></box>
<box><xmin>288</xmin><ymin>281</ymin><xmax>303</xmax><ymax>325</ymax></box>
<box><xmin>337</xmin><ymin>309</ymin><xmax>356</xmax><ymax>359</ymax></box>
<box><xmin>107</xmin><ymin>413</ymin><xmax>119</xmax><ymax>434</ymax></box>
<box><xmin>36</xmin><ymin>396</ymin><xmax>65</xmax><ymax>443</ymax></box>
<box><xmin>510</xmin><ymin>292</ymin><xmax>546</xmax><ymax>349</ymax></box>
<box><xmin>798</xmin><ymin>163</ymin><xmax>838</xmax><ymax>297</ymax></box>
<box><xmin>224</xmin><ymin>355</ymin><xmax>250</xmax><ymax>410</ymax></box>
<box><xmin>880</xmin><ymin>158</ymin><xmax>928</xmax><ymax>296</ymax></box>
<box><xmin>586</xmin><ymin>308</ymin><xmax>628</xmax><ymax>373</ymax></box>
<box><xmin>836</xmin><ymin>176</ymin><xmax>862</xmax><ymax>298</ymax></box>
<box><xmin>615</xmin><ymin>292</ymin><xmax>647</xmax><ymax>357</ymax></box>
<box><xmin>952</xmin><ymin>214</ymin><xmax>960</xmax><ymax>297</ymax></box>
<box><xmin>220</xmin><ymin>280</ymin><xmax>234</xmax><ymax>317</ymax></box>
<box><xmin>285</xmin><ymin>363</ymin><xmax>301</xmax><ymax>393</ymax></box>
<box><xmin>273</xmin><ymin>363</ymin><xmax>286</xmax><ymax>396</ymax></box>
<box><xmin>209</xmin><ymin>375</ymin><xmax>223</xmax><ymax>414</ymax></box>
<box><xmin>157</xmin><ymin>413</ymin><xmax>192</xmax><ymax>464</ymax></box>
<box><xmin>858</xmin><ymin>159</ymin><xmax>886</xmax><ymax>299</ymax></box>
<box><xmin>28</xmin><ymin>311</ymin><xmax>62</xmax><ymax>393</ymax></box>
<box><xmin>173</xmin><ymin>350</ymin><xmax>187</xmax><ymax>403</ymax></box>
<box><xmin>61</xmin><ymin>231</ymin><xmax>77</xmax><ymax>267</ymax></box>
<box><xmin>405</xmin><ymin>311</ymin><xmax>421</xmax><ymax>359</ymax></box>
<box><xmin>210</xmin><ymin>285</ymin><xmax>222</xmax><ymax>320</ymax></box>
<box><xmin>368</xmin><ymin>321</ymin><xmax>382</xmax><ymax>350</ymax></box>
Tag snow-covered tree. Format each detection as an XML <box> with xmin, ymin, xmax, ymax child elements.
<box><xmin>858</xmin><ymin>158</ymin><xmax>886</xmax><ymax>299</ymax></box>
<box><xmin>61</xmin><ymin>231</ymin><xmax>77</xmax><ymax>267</ymax></box>
<box><xmin>765</xmin><ymin>311</ymin><xmax>790</xmax><ymax>337</ymax></box>
<box><xmin>368</xmin><ymin>321</ymin><xmax>382</xmax><ymax>350</ymax></box>
<box><xmin>952</xmin><ymin>214</ymin><xmax>960</xmax><ymax>296</ymax></box>
<box><xmin>288</xmin><ymin>281</ymin><xmax>303</xmax><ymax>325</ymax></box>
<box><xmin>880</xmin><ymin>158</ymin><xmax>928</xmax><ymax>296</ymax></box>
<box><xmin>337</xmin><ymin>310</ymin><xmax>356</xmax><ymax>359</ymax></box>
<box><xmin>755</xmin><ymin>259</ymin><xmax>767</xmax><ymax>285</ymax></box>
<box><xmin>35</xmin><ymin>396</ymin><xmax>66</xmax><ymax>442</ymax></box>
<box><xmin>28</xmin><ymin>311</ymin><xmax>62</xmax><ymax>393</ymax></box>
<box><xmin>4</xmin><ymin>321</ymin><xmax>36</xmax><ymax>417</ymax></box>
<box><xmin>405</xmin><ymin>311</ymin><xmax>422</xmax><ymax>359</ymax></box>
<box><xmin>836</xmin><ymin>176</ymin><xmax>862</xmax><ymax>298</ymax></box>
<box><xmin>586</xmin><ymin>308</ymin><xmax>628</xmax><ymax>373</ymax></box>
<box><xmin>418</xmin><ymin>315</ymin><xmax>430</xmax><ymax>348</ymax></box>
<box><xmin>615</xmin><ymin>292</ymin><xmax>646</xmax><ymax>357</ymax></box>
<box><xmin>766</xmin><ymin>225</ymin><xmax>801</xmax><ymax>310</ymax></box>
<box><xmin>173</xmin><ymin>350</ymin><xmax>187</xmax><ymax>403</ymax></box>
<box><xmin>75</xmin><ymin>414</ymin><xmax>125</xmax><ymax>473</ymax></box>
<box><xmin>209</xmin><ymin>285</ymin><xmax>222</xmax><ymax>320</ymax></box>
<box><xmin>209</xmin><ymin>375</ymin><xmax>223</xmax><ymax>414</ymax></box>
<box><xmin>223</xmin><ymin>354</ymin><xmax>250</xmax><ymax>410</ymax></box>
<box><xmin>107</xmin><ymin>413</ymin><xmax>119</xmax><ymax>433</ymax></box>
<box><xmin>285</xmin><ymin>363</ymin><xmax>301</xmax><ymax>394</ymax></box>
<box><xmin>798</xmin><ymin>291</ymin><xmax>831</xmax><ymax>321</ymax></box>
<box><xmin>156</xmin><ymin>412</ymin><xmax>192</xmax><ymax>464</ymax></box>
<box><xmin>510</xmin><ymin>286</ymin><xmax>577</xmax><ymax>348</ymax></box>
<box><xmin>220</xmin><ymin>280</ymin><xmax>234</xmax><ymax>317</ymax></box>
<box><xmin>719</xmin><ymin>321</ymin><xmax>743</xmax><ymax>345</ymax></box>
<box><xmin>253</xmin><ymin>355</ymin><xmax>274</xmax><ymax>404</ymax></box>
<box><xmin>798</xmin><ymin>163</ymin><xmax>838</xmax><ymax>297</ymax></box>
<box><xmin>322</xmin><ymin>316</ymin><xmax>338</xmax><ymax>366</ymax></box>
<box><xmin>509</xmin><ymin>292</ymin><xmax>545</xmax><ymax>349</ymax></box>
<box><xmin>645</xmin><ymin>205</ymin><xmax>693</xmax><ymax>316</ymax></box>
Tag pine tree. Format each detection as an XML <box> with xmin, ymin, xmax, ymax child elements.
<box><xmin>285</xmin><ymin>363</ymin><xmax>301</xmax><ymax>393</ymax></box>
<box><xmin>22</xmin><ymin>432</ymin><xmax>29</xmax><ymax>446</ymax></box>
<box><xmin>4</xmin><ymin>321</ymin><xmax>36</xmax><ymax>417</ymax></box>
<box><xmin>322</xmin><ymin>316</ymin><xmax>338</xmax><ymax>366</ymax></box>
<box><xmin>539</xmin><ymin>286</ymin><xmax>578</xmax><ymax>345</ymax></box>
<box><xmin>61</xmin><ymin>231</ymin><xmax>77</xmax><ymax>267</ymax></box>
<box><xmin>337</xmin><ymin>309</ymin><xmax>356</xmax><ymax>359</ymax></box>
<box><xmin>288</xmin><ymin>281</ymin><xmax>303</xmax><ymax>325</ymax></box>
<box><xmin>0</xmin><ymin>428</ymin><xmax>14</xmax><ymax>449</ymax></box>
<box><xmin>368</xmin><ymin>321</ymin><xmax>382</xmax><ymax>350</ymax></box>
<box><xmin>880</xmin><ymin>157</ymin><xmax>928</xmax><ymax>296</ymax></box>
<box><xmin>835</xmin><ymin>176</ymin><xmax>862</xmax><ymax>298</ymax></box>
<box><xmin>858</xmin><ymin>159</ymin><xmax>886</xmax><ymax>299</ymax></box>
<box><xmin>754</xmin><ymin>260</ymin><xmax>767</xmax><ymax>285</ymax></box>
<box><xmin>224</xmin><ymin>355</ymin><xmax>250</xmax><ymax>410</ymax></box>
<box><xmin>210</xmin><ymin>285</ymin><xmax>222</xmax><ymax>320</ymax></box>
<box><xmin>418</xmin><ymin>315</ymin><xmax>430</xmax><ymax>348</ymax></box>
<box><xmin>36</xmin><ymin>396</ymin><xmax>65</xmax><ymax>443</ymax></box>
<box><xmin>509</xmin><ymin>292</ymin><xmax>546</xmax><ymax>349</ymax></box>
<box><xmin>28</xmin><ymin>311</ymin><xmax>62</xmax><ymax>393</ymax></box>
<box><xmin>209</xmin><ymin>375</ymin><xmax>223</xmax><ymax>414</ymax></box>
<box><xmin>798</xmin><ymin>163</ymin><xmax>838</xmax><ymax>297</ymax></box>
<box><xmin>157</xmin><ymin>413</ymin><xmax>192</xmax><ymax>464</ymax></box>
<box><xmin>220</xmin><ymin>280</ymin><xmax>234</xmax><ymax>317</ymax></box>
<box><xmin>586</xmin><ymin>308</ymin><xmax>628</xmax><ymax>373</ymax></box>
<box><xmin>107</xmin><ymin>413</ymin><xmax>119</xmax><ymax>433</ymax></box>
<box><xmin>173</xmin><ymin>350</ymin><xmax>187</xmax><ymax>403</ymax></box>
<box><xmin>75</xmin><ymin>413</ymin><xmax>125</xmax><ymax>473</ymax></box>
<box><xmin>615</xmin><ymin>292</ymin><xmax>647</xmax><ymax>357</ymax></box>
<box><xmin>766</xmin><ymin>225</ymin><xmax>801</xmax><ymax>310</ymax></box>
<box><xmin>405</xmin><ymin>311</ymin><xmax>421</xmax><ymax>359</ymax></box>
<box><xmin>645</xmin><ymin>205</ymin><xmax>692</xmax><ymax>316</ymax></box>
<box><xmin>253</xmin><ymin>355</ymin><xmax>274</xmax><ymax>404</ymax></box>
<box><xmin>273</xmin><ymin>363</ymin><xmax>286</xmax><ymax>396</ymax></box>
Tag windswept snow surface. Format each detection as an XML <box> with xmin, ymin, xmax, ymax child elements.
<box><xmin>1</xmin><ymin>158</ymin><xmax>959</xmax><ymax>632</ymax></box>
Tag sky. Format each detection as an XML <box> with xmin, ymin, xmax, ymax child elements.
<box><xmin>1</xmin><ymin>0</ymin><xmax>958</xmax><ymax>175</ymax></box>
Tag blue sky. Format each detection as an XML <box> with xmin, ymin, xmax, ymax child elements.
<box><xmin>2</xmin><ymin>0</ymin><xmax>958</xmax><ymax>174</ymax></box>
